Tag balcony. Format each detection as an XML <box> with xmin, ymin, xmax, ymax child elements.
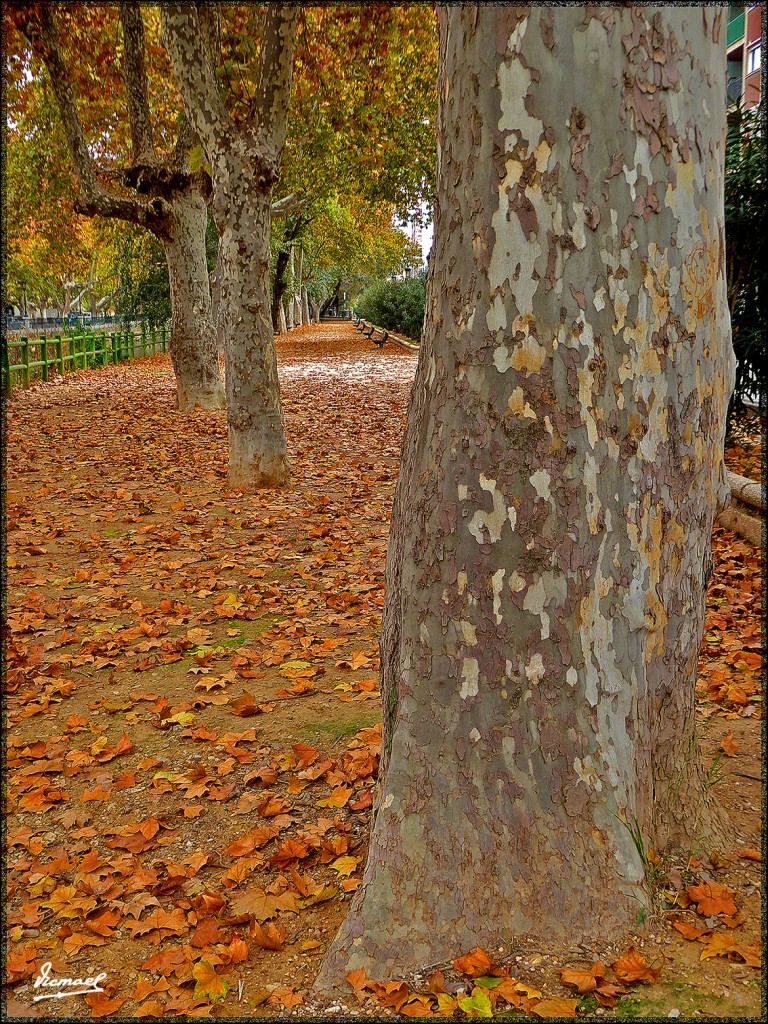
<box><xmin>728</xmin><ymin>11</ymin><xmax>746</xmax><ymax>47</ymax></box>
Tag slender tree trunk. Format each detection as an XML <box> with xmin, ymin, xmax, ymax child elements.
<box><xmin>302</xmin><ymin>286</ymin><xmax>310</xmax><ymax>325</ymax></box>
<box><xmin>214</xmin><ymin>154</ymin><xmax>289</xmax><ymax>487</ymax></box>
<box><xmin>278</xmin><ymin>301</ymin><xmax>287</xmax><ymax>334</ymax></box>
<box><xmin>317</xmin><ymin>4</ymin><xmax>733</xmax><ymax>989</ymax></box>
<box><xmin>320</xmin><ymin>278</ymin><xmax>341</xmax><ymax>317</ymax></box>
<box><xmin>271</xmin><ymin>248</ymin><xmax>290</xmax><ymax>332</ymax></box>
<box><xmin>162</xmin><ymin>193</ymin><xmax>225</xmax><ymax>411</ymax></box>
<box><xmin>293</xmin><ymin>247</ymin><xmax>303</xmax><ymax>326</ymax></box>
<box><xmin>285</xmin><ymin>247</ymin><xmax>295</xmax><ymax>330</ymax></box>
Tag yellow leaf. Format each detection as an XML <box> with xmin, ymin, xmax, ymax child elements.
<box><xmin>317</xmin><ymin>786</ymin><xmax>353</xmax><ymax>808</ymax></box>
<box><xmin>331</xmin><ymin>855</ymin><xmax>360</xmax><ymax>877</ymax></box>
<box><xmin>192</xmin><ymin>960</ymin><xmax>229</xmax><ymax>1003</ymax></box>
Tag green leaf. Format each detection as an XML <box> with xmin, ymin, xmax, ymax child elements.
<box><xmin>474</xmin><ymin>976</ymin><xmax>504</xmax><ymax>989</ymax></box>
<box><xmin>458</xmin><ymin>987</ymin><xmax>494</xmax><ymax>1018</ymax></box>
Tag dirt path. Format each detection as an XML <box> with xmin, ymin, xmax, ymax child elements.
<box><xmin>3</xmin><ymin>324</ymin><xmax>763</xmax><ymax>1019</ymax></box>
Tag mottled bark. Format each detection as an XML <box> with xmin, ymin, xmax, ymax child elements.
<box><xmin>302</xmin><ymin>286</ymin><xmax>310</xmax><ymax>326</ymax></box>
<box><xmin>164</xmin><ymin>195</ymin><xmax>225</xmax><ymax>411</ymax></box>
<box><xmin>214</xmin><ymin>153</ymin><xmax>289</xmax><ymax>485</ymax></box>
<box><xmin>318</xmin><ymin>4</ymin><xmax>733</xmax><ymax>988</ymax></box>
<box><xmin>161</xmin><ymin>3</ymin><xmax>297</xmax><ymax>487</ymax></box>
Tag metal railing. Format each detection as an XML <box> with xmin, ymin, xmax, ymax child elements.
<box><xmin>2</xmin><ymin>322</ymin><xmax>169</xmax><ymax>397</ymax></box>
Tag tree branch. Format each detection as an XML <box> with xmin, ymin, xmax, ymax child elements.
<box><xmin>118</xmin><ymin>2</ymin><xmax>156</xmax><ymax>164</ymax></box>
<box><xmin>250</xmin><ymin>5</ymin><xmax>299</xmax><ymax>169</ymax></box>
<box><xmin>16</xmin><ymin>5</ymin><xmax>151</xmax><ymax>228</ymax></box>
<box><xmin>169</xmin><ymin>117</ymin><xmax>196</xmax><ymax>171</ymax></box>
<box><xmin>271</xmin><ymin>191</ymin><xmax>312</xmax><ymax>218</ymax></box>
<box><xmin>160</xmin><ymin>3</ymin><xmax>232</xmax><ymax>163</ymax></box>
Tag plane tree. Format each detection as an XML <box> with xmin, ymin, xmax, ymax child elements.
<box><xmin>318</xmin><ymin>4</ymin><xmax>734</xmax><ymax>987</ymax></box>
<box><xmin>8</xmin><ymin>2</ymin><xmax>225</xmax><ymax>410</ymax></box>
<box><xmin>160</xmin><ymin>3</ymin><xmax>300</xmax><ymax>488</ymax></box>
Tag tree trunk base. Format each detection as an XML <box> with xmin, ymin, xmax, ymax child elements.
<box><xmin>227</xmin><ymin>430</ymin><xmax>289</xmax><ymax>489</ymax></box>
<box><xmin>176</xmin><ymin>381</ymin><xmax>227</xmax><ymax>413</ymax></box>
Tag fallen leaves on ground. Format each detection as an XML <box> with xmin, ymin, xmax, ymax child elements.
<box><xmin>4</xmin><ymin>327</ymin><xmax>763</xmax><ymax>1017</ymax></box>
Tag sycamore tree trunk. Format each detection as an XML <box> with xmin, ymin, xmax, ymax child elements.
<box><xmin>317</xmin><ymin>4</ymin><xmax>734</xmax><ymax>988</ymax></box>
<box><xmin>162</xmin><ymin>193</ymin><xmax>225</xmax><ymax>411</ymax></box>
<box><xmin>213</xmin><ymin>148</ymin><xmax>288</xmax><ymax>486</ymax></box>
<box><xmin>161</xmin><ymin>4</ymin><xmax>297</xmax><ymax>488</ymax></box>
<box><xmin>302</xmin><ymin>286</ymin><xmax>310</xmax><ymax>326</ymax></box>
<box><xmin>293</xmin><ymin>247</ymin><xmax>304</xmax><ymax>326</ymax></box>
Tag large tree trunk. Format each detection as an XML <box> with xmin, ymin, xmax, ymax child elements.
<box><xmin>160</xmin><ymin>4</ymin><xmax>297</xmax><ymax>488</ymax></box>
<box><xmin>162</xmin><ymin>194</ymin><xmax>225</xmax><ymax>411</ymax></box>
<box><xmin>214</xmin><ymin>154</ymin><xmax>289</xmax><ymax>487</ymax></box>
<box><xmin>317</xmin><ymin>4</ymin><xmax>734</xmax><ymax>988</ymax></box>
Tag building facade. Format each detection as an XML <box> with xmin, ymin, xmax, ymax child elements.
<box><xmin>727</xmin><ymin>5</ymin><xmax>763</xmax><ymax>109</ymax></box>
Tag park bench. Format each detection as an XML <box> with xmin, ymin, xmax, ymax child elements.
<box><xmin>354</xmin><ymin>319</ymin><xmax>388</xmax><ymax>347</ymax></box>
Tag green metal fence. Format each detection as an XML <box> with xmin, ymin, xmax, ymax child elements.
<box><xmin>2</xmin><ymin>323</ymin><xmax>168</xmax><ymax>397</ymax></box>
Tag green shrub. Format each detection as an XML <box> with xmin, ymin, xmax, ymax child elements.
<box><xmin>355</xmin><ymin>276</ymin><xmax>426</xmax><ymax>341</ymax></box>
<box><xmin>725</xmin><ymin>101</ymin><xmax>766</xmax><ymax>428</ymax></box>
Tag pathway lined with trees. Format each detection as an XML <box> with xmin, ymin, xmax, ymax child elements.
<box><xmin>4</xmin><ymin>1</ymin><xmax>765</xmax><ymax>1017</ymax></box>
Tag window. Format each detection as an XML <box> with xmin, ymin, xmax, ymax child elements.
<box><xmin>747</xmin><ymin>43</ymin><xmax>761</xmax><ymax>74</ymax></box>
<box><xmin>727</xmin><ymin>58</ymin><xmax>744</xmax><ymax>103</ymax></box>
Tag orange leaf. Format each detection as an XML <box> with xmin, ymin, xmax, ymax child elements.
<box><xmin>316</xmin><ymin>786</ymin><xmax>353</xmax><ymax>809</ymax></box>
<box><xmin>84</xmin><ymin>993</ymin><xmax>127</xmax><ymax>1017</ymax></box>
<box><xmin>699</xmin><ymin>932</ymin><xmax>741</xmax><ymax>960</ymax></box>
<box><xmin>250</xmin><ymin>920</ymin><xmax>286</xmax><ymax>951</ymax></box>
<box><xmin>611</xmin><ymin>946</ymin><xmax>664</xmax><ymax>983</ymax></box>
<box><xmin>192</xmin><ymin>960</ymin><xmax>229</xmax><ymax>1003</ymax></box>
<box><xmin>347</xmin><ymin>968</ymin><xmax>373</xmax><ymax>1004</ymax></box>
<box><xmin>400</xmin><ymin>995</ymin><xmax>436</xmax><ymax>1017</ymax></box>
<box><xmin>453</xmin><ymin>947</ymin><xmax>494</xmax><ymax>978</ymax></box>
<box><xmin>671</xmin><ymin>918</ymin><xmax>712</xmax><ymax>941</ymax></box>
<box><xmin>532</xmin><ymin>997</ymin><xmax>580</xmax><ymax>1017</ymax></box>
<box><xmin>228</xmin><ymin>936</ymin><xmax>249</xmax><ymax>964</ymax></box>
<box><xmin>737</xmin><ymin>847</ymin><xmax>762</xmax><ymax>861</ymax></box>
<box><xmin>269</xmin><ymin>987</ymin><xmax>304</xmax><ymax>1008</ymax></box>
<box><xmin>720</xmin><ymin>730</ymin><xmax>741</xmax><ymax>756</ymax></box>
<box><xmin>686</xmin><ymin>880</ymin><xmax>738</xmax><ymax>918</ymax></box>
<box><xmin>593</xmin><ymin>980</ymin><xmax>630</xmax><ymax>1007</ymax></box>
<box><xmin>560</xmin><ymin>962</ymin><xmax>606</xmax><ymax>994</ymax></box>
<box><xmin>229</xmin><ymin>691</ymin><xmax>259</xmax><ymax>716</ymax></box>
